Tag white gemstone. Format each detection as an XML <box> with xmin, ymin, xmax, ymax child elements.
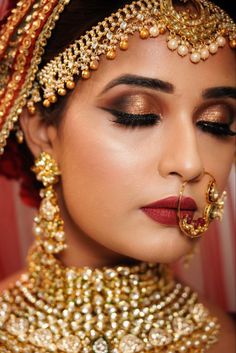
<box><xmin>120</xmin><ymin>21</ymin><xmax>127</xmax><ymax>30</ymax></box>
<box><xmin>0</xmin><ymin>303</ymin><xmax>10</xmax><ymax>327</ymax></box>
<box><xmin>172</xmin><ymin>317</ymin><xmax>194</xmax><ymax>336</ymax></box>
<box><xmin>148</xmin><ymin>328</ymin><xmax>172</xmax><ymax>346</ymax></box>
<box><xmin>57</xmin><ymin>335</ymin><xmax>81</xmax><ymax>353</ymax></box>
<box><xmin>167</xmin><ymin>38</ymin><xmax>178</xmax><ymax>51</ymax></box>
<box><xmin>40</xmin><ymin>199</ymin><xmax>57</xmax><ymax>221</ymax></box>
<box><xmin>119</xmin><ymin>334</ymin><xmax>144</xmax><ymax>353</ymax></box>
<box><xmin>216</xmin><ymin>36</ymin><xmax>226</xmax><ymax>47</ymax></box>
<box><xmin>190</xmin><ymin>303</ymin><xmax>209</xmax><ymax>323</ymax></box>
<box><xmin>190</xmin><ymin>52</ymin><xmax>201</xmax><ymax>63</ymax></box>
<box><xmin>106</xmin><ymin>31</ymin><xmax>113</xmax><ymax>40</ymax></box>
<box><xmin>55</xmin><ymin>231</ymin><xmax>65</xmax><ymax>241</ymax></box>
<box><xmin>200</xmin><ymin>48</ymin><xmax>210</xmax><ymax>60</ymax></box>
<box><xmin>6</xmin><ymin>316</ymin><xmax>28</xmax><ymax>336</ymax></box>
<box><xmin>29</xmin><ymin>328</ymin><xmax>53</xmax><ymax>347</ymax></box>
<box><xmin>177</xmin><ymin>45</ymin><xmax>188</xmax><ymax>57</ymax></box>
<box><xmin>93</xmin><ymin>337</ymin><xmax>109</xmax><ymax>353</ymax></box>
<box><xmin>149</xmin><ymin>26</ymin><xmax>159</xmax><ymax>37</ymax></box>
<box><xmin>209</xmin><ymin>43</ymin><xmax>218</xmax><ymax>54</ymax></box>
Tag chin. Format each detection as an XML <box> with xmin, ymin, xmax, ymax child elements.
<box><xmin>117</xmin><ymin>226</ymin><xmax>194</xmax><ymax>264</ymax></box>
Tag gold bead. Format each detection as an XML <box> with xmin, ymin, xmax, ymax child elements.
<box><xmin>220</xmin><ymin>28</ymin><xmax>227</xmax><ymax>36</ymax></box>
<box><xmin>66</xmin><ymin>80</ymin><xmax>75</xmax><ymax>90</ymax></box>
<box><xmin>229</xmin><ymin>39</ymin><xmax>236</xmax><ymax>49</ymax></box>
<box><xmin>58</xmin><ymin>88</ymin><xmax>67</xmax><ymax>96</ymax></box>
<box><xmin>139</xmin><ymin>28</ymin><xmax>149</xmax><ymax>39</ymax></box>
<box><xmin>28</xmin><ymin>105</ymin><xmax>36</xmax><ymax>115</ymax></box>
<box><xmin>49</xmin><ymin>95</ymin><xmax>57</xmax><ymax>103</ymax></box>
<box><xmin>119</xmin><ymin>40</ymin><xmax>128</xmax><ymax>50</ymax></box>
<box><xmin>159</xmin><ymin>26</ymin><xmax>166</xmax><ymax>35</ymax></box>
<box><xmin>82</xmin><ymin>70</ymin><xmax>91</xmax><ymax>79</ymax></box>
<box><xmin>90</xmin><ymin>60</ymin><xmax>99</xmax><ymax>70</ymax></box>
<box><xmin>106</xmin><ymin>50</ymin><xmax>116</xmax><ymax>60</ymax></box>
<box><xmin>43</xmin><ymin>99</ymin><xmax>51</xmax><ymax>108</ymax></box>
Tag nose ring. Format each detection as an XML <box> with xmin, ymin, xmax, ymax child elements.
<box><xmin>177</xmin><ymin>172</ymin><xmax>227</xmax><ymax>238</ymax></box>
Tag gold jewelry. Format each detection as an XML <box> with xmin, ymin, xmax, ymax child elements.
<box><xmin>0</xmin><ymin>245</ymin><xmax>220</xmax><ymax>353</ymax></box>
<box><xmin>34</xmin><ymin>0</ymin><xmax>236</xmax><ymax>109</ymax></box>
<box><xmin>0</xmin><ymin>0</ymin><xmax>235</xmax><ymax>155</ymax></box>
<box><xmin>177</xmin><ymin>172</ymin><xmax>227</xmax><ymax>239</ymax></box>
<box><xmin>32</xmin><ymin>152</ymin><xmax>67</xmax><ymax>254</ymax></box>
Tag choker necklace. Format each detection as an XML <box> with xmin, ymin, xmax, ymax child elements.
<box><xmin>0</xmin><ymin>245</ymin><xmax>219</xmax><ymax>353</ymax></box>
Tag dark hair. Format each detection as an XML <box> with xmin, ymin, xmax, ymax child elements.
<box><xmin>37</xmin><ymin>0</ymin><xmax>134</xmax><ymax>124</ymax></box>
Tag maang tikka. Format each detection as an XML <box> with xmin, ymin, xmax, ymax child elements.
<box><xmin>32</xmin><ymin>152</ymin><xmax>67</xmax><ymax>254</ymax></box>
<box><xmin>177</xmin><ymin>172</ymin><xmax>227</xmax><ymax>238</ymax></box>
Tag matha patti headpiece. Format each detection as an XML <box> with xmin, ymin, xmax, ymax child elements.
<box><xmin>0</xmin><ymin>0</ymin><xmax>235</xmax><ymax>155</ymax></box>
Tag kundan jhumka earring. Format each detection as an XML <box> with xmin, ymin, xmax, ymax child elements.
<box><xmin>32</xmin><ymin>152</ymin><xmax>67</xmax><ymax>254</ymax></box>
<box><xmin>177</xmin><ymin>172</ymin><xmax>227</xmax><ymax>238</ymax></box>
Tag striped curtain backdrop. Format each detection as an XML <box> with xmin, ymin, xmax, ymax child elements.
<box><xmin>0</xmin><ymin>168</ymin><xmax>235</xmax><ymax>312</ymax></box>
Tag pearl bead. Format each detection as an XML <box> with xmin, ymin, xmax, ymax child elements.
<box><xmin>209</xmin><ymin>43</ymin><xmax>218</xmax><ymax>54</ymax></box>
<box><xmin>190</xmin><ymin>52</ymin><xmax>201</xmax><ymax>63</ymax></box>
<box><xmin>167</xmin><ymin>38</ymin><xmax>178</xmax><ymax>51</ymax></box>
<box><xmin>200</xmin><ymin>48</ymin><xmax>209</xmax><ymax>60</ymax></box>
<box><xmin>149</xmin><ymin>26</ymin><xmax>159</xmax><ymax>37</ymax></box>
<box><xmin>177</xmin><ymin>45</ymin><xmax>188</xmax><ymax>56</ymax></box>
<box><xmin>216</xmin><ymin>36</ymin><xmax>226</xmax><ymax>47</ymax></box>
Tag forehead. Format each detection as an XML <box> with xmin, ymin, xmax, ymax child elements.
<box><xmin>87</xmin><ymin>33</ymin><xmax>236</xmax><ymax>93</ymax></box>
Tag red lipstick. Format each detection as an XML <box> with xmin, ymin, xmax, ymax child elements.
<box><xmin>141</xmin><ymin>196</ymin><xmax>197</xmax><ymax>226</ymax></box>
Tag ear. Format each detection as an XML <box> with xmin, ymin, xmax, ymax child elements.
<box><xmin>20</xmin><ymin>109</ymin><xmax>58</xmax><ymax>159</ymax></box>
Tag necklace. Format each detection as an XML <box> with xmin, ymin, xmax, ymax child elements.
<box><xmin>0</xmin><ymin>245</ymin><xmax>219</xmax><ymax>353</ymax></box>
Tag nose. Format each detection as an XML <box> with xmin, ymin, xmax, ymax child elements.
<box><xmin>158</xmin><ymin>117</ymin><xmax>204</xmax><ymax>183</ymax></box>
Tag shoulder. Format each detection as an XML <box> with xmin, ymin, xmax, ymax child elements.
<box><xmin>0</xmin><ymin>269</ymin><xmax>25</xmax><ymax>294</ymax></box>
<box><xmin>201</xmin><ymin>297</ymin><xmax>236</xmax><ymax>353</ymax></box>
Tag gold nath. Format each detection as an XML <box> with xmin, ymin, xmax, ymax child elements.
<box><xmin>31</xmin><ymin>0</ymin><xmax>236</xmax><ymax>109</ymax></box>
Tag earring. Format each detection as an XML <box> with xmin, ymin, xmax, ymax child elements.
<box><xmin>177</xmin><ymin>172</ymin><xmax>227</xmax><ymax>239</ymax></box>
<box><xmin>32</xmin><ymin>152</ymin><xmax>67</xmax><ymax>254</ymax></box>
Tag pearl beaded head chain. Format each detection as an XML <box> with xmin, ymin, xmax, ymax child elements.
<box><xmin>28</xmin><ymin>0</ymin><xmax>236</xmax><ymax>111</ymax></box>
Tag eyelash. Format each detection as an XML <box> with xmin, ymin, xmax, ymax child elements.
<box><xmin>196</xmin><ymin>121</ymin><xmax>236</xmax><ymax>137</ymax></box>
<box><xmin>109</xmin><ymin>109</ymin><xmax>160</xmax><ymax>127</ymax></box>
<box><xmin>108</xmin><ymin>109</ymin><xmax>236</xmax><ymax>137</ymax></box>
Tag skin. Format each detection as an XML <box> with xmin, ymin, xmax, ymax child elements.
<box><xmin>20</xmin><ymin>33</ymin><xmax>235</xmax><ymax>268</ymax></box>
<box><xmin>1</xmin><ymin>33</ymin><xmax>236</xmax><ymax>352</ymax></box>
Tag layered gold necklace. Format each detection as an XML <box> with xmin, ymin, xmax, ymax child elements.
<box><xmin>0</xmin><ymin>245</ymin><xmax>219</xmax><ymax>353</ymax></box>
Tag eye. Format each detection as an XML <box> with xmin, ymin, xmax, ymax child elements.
<box><xmin>196</xmin><ymin>121</ymin><xmax>236</xmax><ymax>137</ymax></box>
<box><xmin>105</xmin><ymin>109</ymin><xmax>161</xmax><ymax>128</ymax></box>
<box><xmin>196</xmin><ymin>104</ymin><xmax>236</xmax><ymax>137</ymax></box>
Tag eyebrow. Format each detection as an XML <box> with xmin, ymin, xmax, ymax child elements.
<box><xmin>100</xmin><ymin>74</ymin><xmax>175</xmax><ymax>95</ymax></box>
<box><xmin>202</xmin><ymin>86</ymin><xmax>236</xmax><ymax>100</ymax></box>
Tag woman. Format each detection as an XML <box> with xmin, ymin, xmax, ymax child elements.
<box><xmin>0</xmin><ymin>0</ymin><xmax>235</xmax><ymax>352</ymax></box>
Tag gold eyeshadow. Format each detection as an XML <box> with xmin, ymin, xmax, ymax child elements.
<box><xmin>102</xmin><ymin>92</ymin><xmax>158</xmax><ymax>115</ymax></box>
<box><xmin>197</xmin><ymin>104</ymin><xmax>235</xmax><ymax>124</ymax></box>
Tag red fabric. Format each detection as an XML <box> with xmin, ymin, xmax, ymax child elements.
<box><xmin>0</xmin><ymin>0</ymin><xmax>15</xmax><ymax>23</ymax></box>
<box><xmin>0</xmin><ymin>136</ymin><xmax>40</xmax><ymax>208</ymax></box>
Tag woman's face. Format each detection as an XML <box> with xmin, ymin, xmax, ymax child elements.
<box><xmin>51</xmin><ymin>34</ymin><xmax>235</xmax><ymax>264</ymax></box>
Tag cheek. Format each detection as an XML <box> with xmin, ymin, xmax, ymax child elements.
<box><xmin>198</xmin><ymin>135</ymin><xmax>235</xmax><ymax>190</ymax></box>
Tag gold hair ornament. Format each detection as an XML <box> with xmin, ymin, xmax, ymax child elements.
<box><xmin>33</xmin><ymin>0</ymin><xmax>236</xmax><ymax>109</ymax></box>
<box><xmin>0</xmin><ymin>0</ymin><xmax>235</xmax><ymax>155</ymax></box>
<box><xmin>32</xmin><ymin>152</ymin><xmax>67</xmax><ymax>254</ymax></box>
<box><xmin>177</xmin><ymin>172</ymin><xmax>227</xmax><ymax>238</ymax></box>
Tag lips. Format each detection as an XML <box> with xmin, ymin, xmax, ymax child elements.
<box><xmin>141</xmin><ymin>196</ymin><xmax>197</xmax><ymax>226</ymax></box>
